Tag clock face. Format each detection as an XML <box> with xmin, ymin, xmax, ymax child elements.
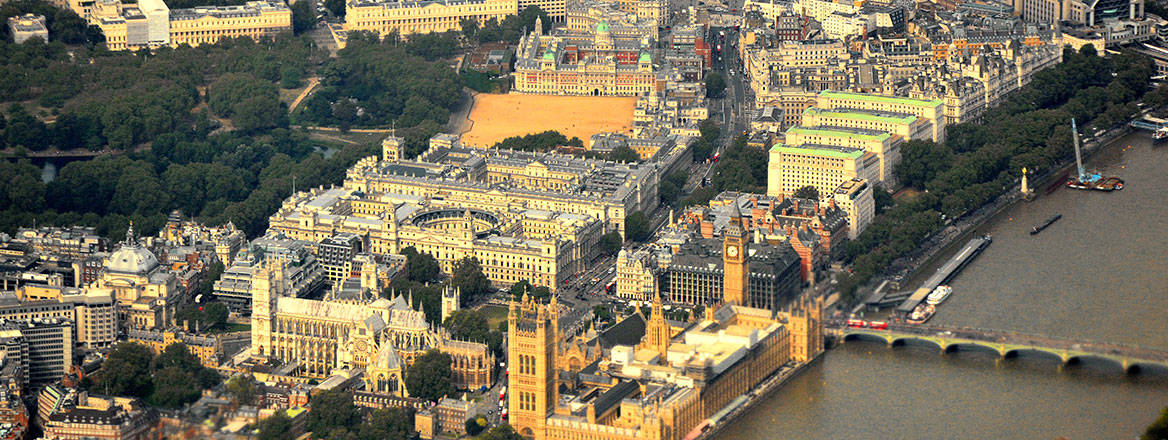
<box><xmin>727</xmin><ymin>245</ymin><xmax>738</xmax><ymax>257</ymax></box>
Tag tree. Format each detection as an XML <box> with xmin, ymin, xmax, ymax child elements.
<box><xmin>451</xmin><ymin>257</ymin><xmax>490</xmax><ymax>305</ymax></box>
<box><xmin>404</xmin><ymin>350</ymin><xmax>455</xmax><ymax>402</ymax></box>
<box><xmin>324</xmin><ymin>0</ymin><xmax>344</xmax><ymax>17</ymax></box>
<box><xmin>208</xmin><ymin>73</ymin><xmax>284</xmax><ymax>132</ymax></box>
<box><xmin>597</xmin><ymin>231</ymin><xmax>622</xmax><ymax>257</ymax></box>
<box><xmin>466</xmin><ymin>416</ymin><xmax>487</xmax><ymax>436</ymax></box>
<box><xmin>460</xmin><ymin>17</ymin><xmax>478</xmax><ymax>40</ymax></box>
<box><xmin>290</xmin><ymin>0</ymin><xmax>315</xmax><ymax>34</ymax></box>
<box><xmin>608</xmin><ymin>145</ymin><xmax>640</xmax><ymax>163</ymax></box>
<box><xmin>356</xmin><ymin>408</ymin><xmax>414</xmax><ymax>440</ymax></box>
<box><xmin>895</xmin><ymin>140</ymin><xmax>953</xmax><ymax>190</ymax></box>
<box><xmin>402</xmin><ymin>246</ymin><xmax>441</xmax><ymax>282</ymax></box>
<box><xmin>624</xmin><ymin>211</ymin><xmax>651</xmax><ymax>242</ymax></box>
<box><xmin>226</xmin><ymin>374</ymin><xmax>259</xmax><ymax>405</ymax></box>
<box><xmin>1143</xmin><ymin>407</ymin><xmax>1168</xmax><ymax>440</ymax></box>
<box><xmin>444</xmin><ymin>309</ymin><xmax>503</xmax><ymax>356</ymax></box>
<box><xmin>793</xmin><ymin>185</ymin><xmax>819</xmax><ymax>201</ymax></box>
<box><xmin>150</xmin><ymin>367</ymin><xmax>200</xmax><ymax>408</ymax></box>
<box><xmin>481</xmin><ymin>424</ymin><xmax>524</xmax><ymax>440</ymax></box>
<box><xmin>95</xmin><ymin>342</ymin><xmax>154</xmax><ymax>398</ymax></box>
<box><xmin>307</xmin><ymin>389</ymin><xmax>358</xmax><ymax>435</ymax></box>
<box><xmin>510</xmin><ymin>279</ymin><xmax>532</xmax><ymax>300</ymax></box>
<box><xmin>257</xmin><ymin>410</ymin><xmax>292</xmax><ymax>440</ymax></box>
<box><xmin>705</xmin><ymin>72</ymin><xmax>726</xmax><ymax>98</ymax></box>
<box><xmin>198</xmin><ymin>260</ymin><xmax>225</xmax><ymax>298</ymax></box>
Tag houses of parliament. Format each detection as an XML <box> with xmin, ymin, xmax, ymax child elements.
<box><xmin>506</xmin><ymin>209</ymin><xmax>825</xmax><ymax>440</ymax></box>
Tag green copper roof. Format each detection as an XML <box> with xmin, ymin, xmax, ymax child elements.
<box><xmin>543</xmin><ymin>50</ymin><xmax>554</xmax><ymax>60</ymax></box>
<box><xmin>818</xmin><ymin>90</ymin><xmax>943</xmax><ymax>108</ymax></box>
<box><xmin>639</xmin><ymin>52</ymin><xmax>651</xmax><ymax>63</ymax></box>
<box><xmin>597</xmin><ymin>21</ymin><xmax>610</xmax><ymax>33</ymax></box>
<box><xmin>770</xmin><ymin>143</ymin><xmax>864</xmax><ymax>160</ymax></box>
<box><xmin>803</xmin><ymin>107</ymin><xmax>918</xmax><ymax>125</ymax></box>
<box><xmin>785</xmin><ymin>126</ymin><xmax>891</xmax><ymax>142</ymax></box>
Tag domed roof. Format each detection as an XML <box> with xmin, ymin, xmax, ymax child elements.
<box><xmin>639</xmin><ymin>51</ymin><xmax>651</xmax><ymax>63</ymax></box>
<box><xmin>106</xmin><ymin>223</ymin><xmax>160</xmax><ymax>275</ymax></box>
<box><xmin>596</xmin><ymin>20</ymin><xmax>610</xmax><ymax>33</ymax></box>
<box><xmin>108</xmin><ymin>245</ymin><xmax>160</xmax><ymax>275</ymax></box>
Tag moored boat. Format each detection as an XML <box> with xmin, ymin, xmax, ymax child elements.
<box><xmin>926</xmin><ymin>285</ymin><xmax>952</xmax><ymax>305</ymax></box>
<box><xmin>906</xmin><ymin>303</ymin><xmax>936</xmax><ymax>325</ymax></box>
<box><xmin>1030</xmin><ymin>214</ymin><xmax>1062</xmax><ymax>235</ymax></box>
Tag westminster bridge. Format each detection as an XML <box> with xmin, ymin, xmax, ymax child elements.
<box><xmin>824</xmin><ymin>321</ymin><xmax>1168</xmax><ymax>374</ymax></box>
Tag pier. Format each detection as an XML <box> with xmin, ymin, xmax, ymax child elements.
<box><xmin>871</xmin><ymin>235</ymin><xmax>991</xmax><ymax>312</ymax></box>
<box><xmin>1129</xmin><ymin>115</ymin><xmax>1167</xmax><ymax>131</ymax></box>
<box><xmin>826</xmin><ymin>322</ymin><xmax>1168</xmax><ymax>373</ymax></box>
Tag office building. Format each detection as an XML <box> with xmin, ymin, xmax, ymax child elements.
<box><xmin>344</xmin><ymin>0</ymin><xmax>517</xmax><ymax>37</ymax></box>
<box><xmin>8</xmin><ymin>14</ymin><xmax>48</xmax><ymax>43</ymax></box>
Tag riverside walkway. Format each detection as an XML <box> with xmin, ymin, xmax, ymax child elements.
<box><xmin>826</xmin><ymin>321</ymin><xmax>1168</xmax><ymax>373</ymax></box>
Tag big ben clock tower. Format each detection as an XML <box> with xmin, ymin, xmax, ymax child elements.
<box><xmin>723</xmin><ymin>202</ymin><xmax>750</xmax><ymax>306</ymax></box>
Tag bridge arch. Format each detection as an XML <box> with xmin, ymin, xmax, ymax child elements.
<box><xmin>943</xmin><ymin>341</ymin><xmax>1004</xmax><ymax>356</ymax></box>
<box><xmin>1002</xmin><ymin>348</ymin><xmax>1066</xmax><ymax>364</ymax></box>
<box><xmin>1125</xmin><ymin>362</ymin><xmax>1168</xmax><ymax>376</ymax></box>
<box><xmin>889</xmin><ymin>336</ymin><xmax>945</xmax><ymax>352</ymax></box>
<box><xmin>842</xmin><ymin>332</ymin><xmax>892</xmax><ymax>345</ymax></box>
<box><xmin>1065</xmin><ymin>354</ymin><xmax>1127</xmax><ymax>372</ymax></box>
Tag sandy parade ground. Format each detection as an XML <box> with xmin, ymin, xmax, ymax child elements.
<box><xmin>458</xmin><ymin>94</ymin><xmax>636</xmax><ymax>147</ymax></box>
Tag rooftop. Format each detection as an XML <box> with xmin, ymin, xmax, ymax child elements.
<box><xmin>802</xmin><ymin>107</ymin><xmax>919</xmax><ymax>125</ymax></box>
<box><xmin>770</xmin><ymin>142</ymin><xmax>865</xmax><ymax>160</ymax></box>
<box><xmin>819</xmin><ymin>90</ymin><xmax>943</xmax><ymax>107</ymax></box>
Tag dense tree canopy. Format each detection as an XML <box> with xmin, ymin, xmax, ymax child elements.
<box><xmin>481</xmin><ymin>424</ymin><xmax>525</xmax><ymax>440</ymax></box>
<box><xmin>608</xmin><ymin>145</ymin><xmax>640</xmax><ymax>163</ymax></box>
<box><xmin>0</xmin><ymin>34</ymin><xmax>321</xmax><ymax>151</ymax></box>
<box><xmin>296</xmin><ymin>31</ymin><xmax>462</xmax><ymax>153</ymax></box>
<box><xmin>404</xmin><ymin>350</ymin><xmax>455</xmax><ymax>402</ymax></box>
<box><xmin>451</xmin><ymin>257</ymin><xmax>491</xmax><ymax>305</ymax></box>
<box><xmin>624</xmin><ymin>211</ymin><xmax>652</xmax><ymax>242</ymax></box>
<box><xmin>467</xmin><ymin>6</ymin><xmax>551</xmax><ymax>43</ymax></box>
<box><xmin>401</xmin><ymin>246</ymin><xmax>441</xmax><ymax>283</ymax></box>
<box><xmin>705</xmin><ymin>72</ymin><xmax>726</xmax><ymax>98</ymax></box>
<box><xmin>95</xmin><ymin>342</ymin><xmax>155</xmax><ymax>398</ymax></box>
<box><xmin>92</xmin><ymin>342</ymin><xmax>221</xmax><ymax>408</ymax></box>
<box><xmin>256</xmin><ymin>410</ymin><xmax>292</xmax><ymax>440</ymax></box>
<box><xmin>793</xmin><ymin>185</ymin><xmax>819</xmax><ymax>201</ymax></box>
<box><xmin>658</xmin><ymin>171</ymin><xmax>688</xmax><ymax>207</ymax></box>
<box><xmin>226</xmin><ymin>374</ymin><xmax>259</xmax><ymax>405</ymax></box>
<box><xmin>489</xmin><ymin>130</ymin><xmax>584</xmax><ymax>153</ymax></box>
<box><xmin>443</xmin><ymin>309</ymin><xmax>503</xmax><ymax>356</ymax></box>
<box><xmin>597</xmin><ymin>231</ymin><xmax>623</xmax><ymax>257</ymax></box>
<box><xmin>208</xmin><ymin>73</ymin><xmax>286</xmax><ymax>132</ymax></box>
<box><xmin>307</xmin><ymin>389</ymin><xmax>359</xmax><ymax>435</ymax></box>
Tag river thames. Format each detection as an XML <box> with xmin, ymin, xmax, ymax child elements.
<box><xmin>720</xmin><ymin>131</ymin><xmax>1168</xmax><ymax>439</ymax></box>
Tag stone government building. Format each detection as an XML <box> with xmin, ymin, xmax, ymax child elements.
<box><xmin>507</xmin><ymin>265</ymin><xmax>824</xmax><ymax>440</ymax></box>
<box><xmin>513</xmin><ymin>17</ymin><xmax>658</xmax><ymax>96</ymax></box>
<box><xmin>249</xmin><ymin>257</ymin><xmax>494</xmax><ymax>392</ymax></box>
<box><xmin>267</xmin><ymin>134</ymin><xmax>659</xmax><ymax>291</ymax></box>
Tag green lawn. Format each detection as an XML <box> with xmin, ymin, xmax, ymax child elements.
<box><xmin>479</xmin><ymin>304</ymin><xmax>509</xmax><ymax>329</ymax></box>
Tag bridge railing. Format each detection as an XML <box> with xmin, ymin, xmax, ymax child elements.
<box><xmin>825</xmin><ymin>320</ymin><xmax>1163</xmax><ymax>356</ymax></box>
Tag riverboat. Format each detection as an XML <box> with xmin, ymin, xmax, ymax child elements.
<box><xmin>1030</xmin><ymin>214</ymin><xmax>1062</xmax><ymax>235</ymax></box>
<box><xmin>906</xmin><ymin>303</ymin><xmax>935</xmax><ymax>325</ymax></box>
<box><xmin>1154</xmin><ymin>128</ymin><xmax>1168</xmax><ymax>142</ymax></box>
<box><xmin>925</xmin><ymin>285</ymin><xmax>952</xmax><ymax>305</ymax></box>
<box><xmin>1066</xmin><ymin>118</ymin><xmax>1124</xmax><ymax>192</ymax></box>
